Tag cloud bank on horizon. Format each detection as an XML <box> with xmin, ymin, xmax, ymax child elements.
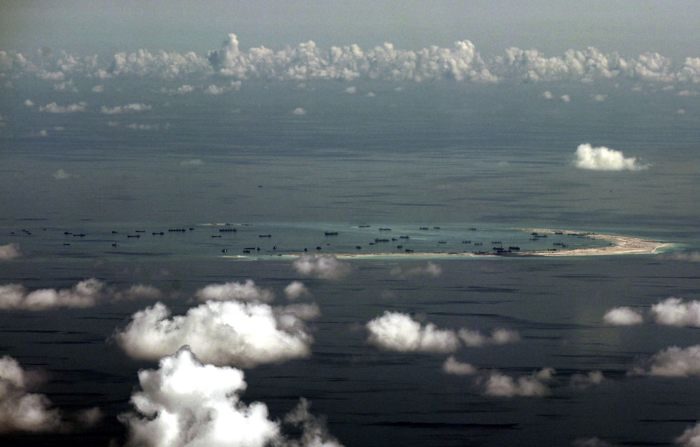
<box><xmin>2</xmin><ymin>33</ymin><xmax>700</xmax><ymax>85</ymax></box>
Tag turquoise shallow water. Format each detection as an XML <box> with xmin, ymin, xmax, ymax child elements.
<box><xmin>1</xmin><ymin>81</ymin><xmax>699</xmax><ymax>446</ymax></box>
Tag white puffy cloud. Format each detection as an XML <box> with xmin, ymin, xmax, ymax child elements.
<box><xmin>344</xmin><ymin>86</ymin><xmax>357</xmax><ymax>94</ymax></box>
<box><xmin>115</xmin><ymin>300</ymin><xmax>316</xmax><ymax>367</ymax></box>
<box><xmin>366</xmin><ymin>312</ymin><xmax>459</xmax><ymax>353</ymax></box>
<box><xmin>592</xmin><ymin>94</ymin><xmax>608</xmax><ymax>102</ymax></box>
<box><xmin>0</xmin><ymin>243</ymin><xmax>21</xmax><ymax>261</ymax></box>
<box><xmin>442</xmin><ymin>356</ymin><xmax>476</xmax><ymax>376</ymax></box>
<box><xmin>292</xmin><ymin>107</ymin><xmax>307</xmax><ymax>116</ymax></box>
<box><xmin>0</xmin><ymin>355</ymin><xmax>100</xmax><ymax>433</ymax></box>
<box><xmin>603</xmin><ymin>307</ymin><xmax>644</xmax><ymax>325</ymax></box>
<box><xmin>458</xmin><ymin>328</ymin><xmax>520</xmax><ymax>347</ymax></box>
<box><xmin>542</xmin><ymin>90</ymin><xmax>554</xmax><ymax>99</ymax></box>
<box><xmin>0</xmin><ymin>355</ymin><xmax>61</xmax><ymax>433</ymax></box>
<box><xmin>0</xmin><ymin>279</ymin><xmax>164</xmax><ymax>310</ymax></box>
<box><xmin>677</xmin><ymin>423</ymin><xmax>700</xmax><ymax>447</ymax></box>
<box><xmin>284</xmin><ymin>281</ymin><xmax>310</xmax><ymax>300</ymax></box>
<box><xmin>479</xmin><ymin>368</ymin><xmax>554</xmax><ymax>397</ymax></box>
<box><xmin>292</xmin><ymin>254</ymin><xmax>350</xmax><ymax>280</ymax></box>
<box><xmin>38</xmin><ymin>102</ymin><xmax>86</xmax><ymax>113</ymax></box>
<box><xmin>205</xmin><ymin>81</ymin><xmax>242</xmax><ymax>95</ymax></box>
<box><xmin>0</xmin><ymin>279</ymin><xmax>106</xmax><ymax>310</ymax></box>
<box><xmin>195</xmin><ymin>279</ymin><xmax>274</xmax><ymax>303</ymax></box>
<box><xmin>119</xmin><ymin>347</ymin><xmax>342</xmax><ymax>447</ymax></box>
<box><xmin>633</xmin><ymin>345</ymin><xmax>700</xmax><ymax>377</ymax></box>
<box><xmin>651</xmin><ymin>297</ymin><xmax>700</xmax><ymax>327</ymax></box>
<box><xmin>100</xmin><ymin>103</ymin><xmax>152</xmax><ymax>114</ymax></box>
<box><xmin>91</xmin><ymin>84</ymin><xmax>104</xmax><ymax>93</ymax></box>
<box><xmin>119</xmin><ymin>347</ymin><xmax>278</xmax><ymax>447</ymax></box>
<box><xmin>52</xmin><ymin>168</ymin><xmax>72</xmax><ymax>180</ymax></box>
<box><xmin>560</xmin><ymin>94</ymin><xmax>571</xmax><ymax>102</ymax></box>
<box><xmin>23</xmin><ymin>99</ymin><xmax>34</xmax><ymax>107</ymax></box>
<box><xmin>575</xmin><ymin>143</ymin><xmax>648</xmax><ymax>171</ymax></box>
<box><xmin>390</xmin><ymin>262</ymin><xmax>442</xmax><ymax>278</ymax></box>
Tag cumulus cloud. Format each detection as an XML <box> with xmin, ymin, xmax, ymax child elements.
<box><xmin>38</xmin><ymin>102</ymin><xmax>86</xmax><ymax>113</ymax></box>
<box><xmin>292</xmin><ymin>254</ymin><xmax>350</xmax><ymax>280</ymax></box>
<box><xmin>366</xmin><ymin>312</ymin><xmax>460</xmax><ymax>353</ymax></box>
<box><xmin>603</xmin><ymin>307</ymin><xmax>644</xmax><ymax>325</ymax></box>
<box><xmin>633</xmin><ymin>345</ymin><xmax>700</xmax><ymax>377</ymax></box>
<box><xmin>442</xmin><ymin>356</ymin><xmax>477</xmax><ymax>375</ymax></box>
<box><xmin>284</xmin><ymin>281</ymin><xmax>310</xmax><ymax>300</ymax></box>
<box><xmin>195</xmin><ymin>279</ymin><xmax>274</xmax><ymax>303</ymax></box>
<box><xmin>0</xmin><ymin>279</ymin><xmax>106</xmax><ymax>310</ymax></box>
<box><xmin>592</xmin><ymin>94</ymin><xmax>608</xmax><ymax>102</ymax></box>
<box><xmin>91</xmin><ymin>84</ymin><xmax>104</xmax><ymax>93</ymax></box>
<box><xmin>651</xmin><ymin>297</ymin><xmax>700</xmax><ymax>327</ymax></box>
<box><xmin>24</xmin><ymin>99</ymin><xmax>34</xmax><ymax>107</ymax></box>
<box><xmin>0</xmin><ymin>355</ymin><xmax>100</xmax><ymax>433</ymax></box>
<box><xmin>204</xmin><ymin>81</ymin><xmax>242</xmax><ymax>95</ymax></box>
<box><xmin>479</xmin><ymin>368</ymin><xmax>555</xmax><ymax>397</ymax></box>
<box><xmin>575</xmin><ymin>143</ymin><xmax>648</xmax><ymax>171</ymax></box>
<box><xmin>0</xmin><ymin>243</ymin><xmax>21</xmax><ymax>261</ymax></box>
<box><xmin>677</xmin><ymin>423</ymin><xmax>700</xmax><ymax>447</ymax></box>
<box><xmin>0</xmin><ymin>279</ymin><xmax>164</xmax><ymax>310</ymax></box>
<box><xmin>344</xmin><ymin>86</ymin><xmax>357</xmax><ymax>94</ymax></box>
<box><xmin>115</xmin><ymin>300</ymin><xmax>316</xmax><ymax>367</ymax></box>
<box><xmin>119</xmin><ymin>347</ymin><xmax>278</xmax><ymax>446</ymax></box>
<box><xmin>119</xmin><ymin>347</ymin><xmax>341</xmax><ymax>447</ymax></box>
<box><xmin>458</xmin><ymin>328</ymin><xmax>520</xmax><ymax>347</ymax></box>
<box><xmin>100</xmin><ymin>103</ymin><xmax>151</xmax><ymax>114</ymax></box>
<box><xmin>390</xmin><ymin>262</ymin><xmax>442</xmax><ymax>278</ymax></box>
<box><xmin>52</xmin><ymin>168</ymin><xmax>72</xmax><ymax>180</ymax></box>
<box><xmin>560</xmin><ymin>94</ymin><xmax>571</xmax><ymax>102</ymax></box>
<box><xmin>292</xmin><ymin>107</ymin><xmax>307</xmax><ymax>116</ymax></box>
<box><xmin>542</xmin><ymin>90</ymin><xmax>554</xmax><ymax>99</ymax></box>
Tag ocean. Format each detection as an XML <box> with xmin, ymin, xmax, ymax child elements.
<box><xmin>1</xmin><ymin>79</ymin><xmax>699</xmax><ymax>446</ymax></box>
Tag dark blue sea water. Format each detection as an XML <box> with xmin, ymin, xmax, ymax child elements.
<box><xmin>1</xmin><ymin>80</ymin><xmax>699</xmax><ymax>446</ymax></box>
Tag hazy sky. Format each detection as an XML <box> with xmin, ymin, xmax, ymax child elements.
<box><xmin>1</xmin><ymin>0</ymin><xmax>699</xmax><ymax>57</ymax></box>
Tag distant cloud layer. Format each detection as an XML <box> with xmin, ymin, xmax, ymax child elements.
<box><xmin>120</xmin><ymin>347</ymin><xmax>342</xmax><ymax>447</ymax></box>
<box><xmin>575</xmin><ymin>144</ymin><xmax>647</xmax><ymax>171</ymax></box>
<box><xmin>604</xmin><ymin>297</ymin><xmax>700</xmax><ymax>327</ymax></box>
<box><xmin>2</xmin><ymin>34</ymin><xmax>700</xmax><ymax>85</ymax></box>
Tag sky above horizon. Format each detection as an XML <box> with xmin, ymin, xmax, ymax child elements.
<box><xmin>2</xmin><ymin>0</ymin><xmax>700</xmax><ymax>58</ymax></box>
